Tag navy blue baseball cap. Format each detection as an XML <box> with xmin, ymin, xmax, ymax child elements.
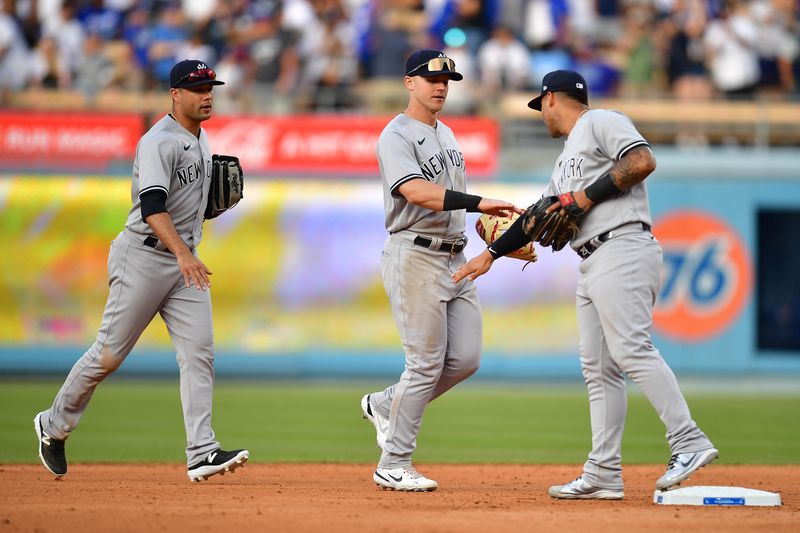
<box><xmin>170</xmin><ymin>60</ymin><xmax>225</xmax><ymax>89</ymax></box>
<box><xmin>527</xmin><ymin>70</ymin><xmax>588</xmax><ymax>111</ymax></box>
<box><xmin>404</xmin><ymin>49</ymin><xmax>463</xmax><ymax>81</ymax></box>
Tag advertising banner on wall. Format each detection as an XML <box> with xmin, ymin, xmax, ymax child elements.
<box><xmin>202</xmin><ymin>115</ymin><xmax>499</xmax><ymax>177</ymax></box>
<box><xmin>0</xmin><ymin>112</ymin><xmax>143</xmax><ymax>171</ymax></box>
<box><xmin>648</xmin><ymin>180</ymin><xmax>800</xmax><ymax>373</ymax></box>
<box><xmin>0</xmin><ymin>113</ymin><xmax>499</xmax><ymax>178</ymax></box>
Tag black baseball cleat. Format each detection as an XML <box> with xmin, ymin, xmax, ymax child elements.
<box><xmin>187</xmin><ymin>448</ymin><xmax>249</xmax><ymax>482</ymax></box>
<box><xmin>34</xmin><ymin>412</ymin><xmax>67</xmax><ymax>478</ymax></box>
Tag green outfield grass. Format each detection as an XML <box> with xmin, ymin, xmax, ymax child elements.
<box><xmin>2</xmin><ymin>379</ymin><xmax>798</xmax><ymax>464</ymax></box>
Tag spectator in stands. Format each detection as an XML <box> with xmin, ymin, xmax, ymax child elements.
<box><xmin>659</xmin><ymin>0</ymin><xmax>712</xmax><ymax>148</ymax></box>
<box><xmin>430</xmin><ymin>0</ymin><xmax>498</xmax><ymax>57</ymax></box>
<box><xmin>361</xmin><ymin>0</ymin><xmax>425</xmax><ymax>79</ymax></box>
<box><xmin>298</xmin><ymin>0</ymin><xmax>358</xmax><ymax>109</ymax></box>
<box><xmin>704</xmin><ymin>0</ymin><xmax>761</xmax><ymax>98</ymax></box>
<box><xmin>566</xmin><ymin>0</ymin><xmax>599</xmax><ymax>47</ymax></box>
<box><xmin>146</xmin><ymin>4</ymin><xmax>188</xmax><ymax>88</ymax></box>
<box><xmin>13</xmin><ymin>0</ymin><xmax>42</xmax><ymax>49</ymax></box>
<box><xmin>521</xmin><ymin>0</ymin><xmax>569</xmax><ymax>51</ymax></box>
<box><xmin>78</xmin><ymin>0</ymin><xmax>123</xmax><ymax>40</ymax></box>
<box><xmin>176</xmin><ymin>27</ymin><xmax>217</xmax><ymax>66</ymax></box>
<box><xmin>181</xmin><ymin>0</ymin><xmax>218</xmax><ymax>25</ymax></box>
<box><xmin>476</xmin><ymin>25</ymin><xmax>530</xmax><ymax>91</ymax></box>
<box><xmin>282</xmin><ymin>0</ymin><xmax>316</xmax><ymax>34</ymax></box>
<box><xmin>662</xmin><ymin>0</ymin><xmax>712</xmax><ymax>102</ymax></box>
<box><xmin>0</xmin><ymin>0</ymin><xmax>30</xmax><ymax>101</ymax></box>
<box><xmin>29</xmin><ymin>34</ymin><xmax>65</xmax><ymax>89</ymax></box>
<box><xmin>121</xmin><ymin>5</ymin><xmax>152</xmax><ymax>69</ymax></box>
<box><xmin>750</xmin><ymin>0</ymin><xmax>799</xmax><ymax>94</ymax></box>
<box><xmin>615</xmin><ymin>1</ymin><xmax>657</xmax><ymax>98</ymax></box>
<box><xmin>42</xmin><ymin>0</ymin><xmax>85</xmax><ymax>87</ymax></box>
<box><xmin>245</xmin><ymin>0</ymin><xmax>300</xmax><ymax>113</ymax></box>
<box><xmin>74</xmin><ymin>31</ymin><xmax>115</xmax><ymax>100</ymax></box>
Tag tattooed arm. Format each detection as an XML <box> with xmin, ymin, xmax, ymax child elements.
<box><xmin>561</xmin><ymin>146</ymin><xmax>657</xmax><ymax>213</ymax></box>
<box><xmin>608</xmin><ymin>146</ymin><xmax>657</xmax><ymax>191</ymax></box>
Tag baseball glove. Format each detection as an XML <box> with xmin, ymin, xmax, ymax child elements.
<box><xmin>475</xmin><ymin>213</ymin><xmax>538</xmax><ymax>262</ymax></box>
<box><xmin>205</xmin><ymin>154</ymin><xmax>244</xmax><ymax>220</ymax></box>
<box><xmin>521</xmin><ymin>195</ymin><xmax>581</xmax><ymax>251</ymax></box>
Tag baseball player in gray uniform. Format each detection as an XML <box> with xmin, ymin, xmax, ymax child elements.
<box><xmin>360</xmin><ymin>49</ymin><xmax>521</xmax><ymax>492</ymax></box>
<box><xmin>33</xmin><ymin>60</ymin><xmax>249</xmax><ymax>482</ymax></box>
<box><xmin>453</xmin><ymin>70</ymin><xmax>718</xmax><ymax>499</ymax></box>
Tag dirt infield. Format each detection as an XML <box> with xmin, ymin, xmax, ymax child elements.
<box><xmin>0</xmin><ymin>464</ymin><xmax>796</xmax><ymax>532</ymax></box>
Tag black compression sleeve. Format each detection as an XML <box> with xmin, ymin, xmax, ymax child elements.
<box><xmin>443</xmin><ymin>189</ymin><xmax>482</xmax><ymax>212</ymax></box>
<box><xmin>584</xmin><ymin>174</ymin><xmax>621</xmax><ymax>204</ymax></box>
<box><xmin>141</xmin><ymin>189</ymin><xmax>168</xmax><ymax>221</ymax></box>
<box><xmin>487</xmin><ymin>214</ymin><xmax>531</xmax><ymax>259</ymax></box>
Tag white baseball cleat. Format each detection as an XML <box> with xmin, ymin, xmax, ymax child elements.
<box><xmin>373</xmin><ymin>466</ymin><xmax>438</xmax><ymax>492</ymax></box>
<box><xmin>656</xmin><ymin>447</ymin><xmax>719</xmax><ymax>490</ymax></box>
<box><xmin>548</xmin><ymin>477</ymin><xmax>624</xmax><ymax>500</ymax></box>
<box><xmin>187</xmin><ymin>449</ymin><xmax>249</xmax><ymax>482</ymax></box>
<box><xmin>360</xmin><ymin>394</ymin><xmax>388</xmax><ymax>450</ymax></box>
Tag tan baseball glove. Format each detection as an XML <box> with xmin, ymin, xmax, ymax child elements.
<box><xmin>475</xmin><ymin>213</ymin><xmax>538</xmax><ymax>262</ymax></box>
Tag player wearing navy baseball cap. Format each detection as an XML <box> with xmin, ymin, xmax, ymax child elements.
<box><xmin>34</xmin><ymin>57</ymin><xmax>249</xmax><ymax>484</ymax></box>
<box><xmin>455</xmin><ymin>67</ymin><xmax>719</xmax><ymax>499</ymax></box>
<box><xmin>527</xmin><ymin>70</ymin><xmax>588</xmax><ymax>111</ymax></box>
<box><xmin>361</xmin><ymin>47</ymin><xmax>520</xmax><ymax>493</ymax></box>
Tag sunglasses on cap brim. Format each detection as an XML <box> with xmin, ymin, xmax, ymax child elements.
<box><xmin>176</xmin><ymin>68</ymin><xmax>218</xmax><ymax>86</ymax></box>
<box><xmin>407</xmin><ymin>57</ymin><xmax>457</xmax><ymax>76</ymax></box>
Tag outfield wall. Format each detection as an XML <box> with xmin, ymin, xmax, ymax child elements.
<box><xmin>1</xmin><ymin>174</ymin><xmax>798</xmax><ymax>379</ymax></box>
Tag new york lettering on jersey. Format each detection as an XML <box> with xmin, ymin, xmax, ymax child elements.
<box><xmin>556</xmin><ymin>155</ymin><xmax>585</xmax><ymax>190</ymax></box>
<box><xmin>417</xmin><ymin>139</ymin><xmax>464</xmax><ymax>183</ymax></box>
<box><xmin>176</xmin><ymin>159</ymin><xmax>204</xmax><ymax>188</ymax></box>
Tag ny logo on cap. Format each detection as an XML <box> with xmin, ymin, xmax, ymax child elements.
<box><xmin>576</xmin><ymin>83</ymin><xmax>584</xmax><ymax>89</ymax></box>
<box><xmin>197</xmin><ymin>62</ymin><xmax>208</xmax><ymax>70</ymax></box>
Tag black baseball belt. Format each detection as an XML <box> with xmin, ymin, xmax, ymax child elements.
<box><xmin>143</xmin><ymin>235</ymin><xmax>162</xmax><ymax>249</ymax></box>
<box><xmin>413</xmin><ymin>235</ymin><xmax>467</xmax><ymax>254</ymax></box>
<box><xmin>577</xmin><ymin>222</ymin><xmax>651</xmax><ymax>260</ymax></box>
<box><xmin>142</xmin><ymin>235</ymin><xmax>194</xmax><ymax>254</ymax></box>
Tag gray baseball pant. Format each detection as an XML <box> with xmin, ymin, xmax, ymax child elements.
<box><xmin>39</xmin><ymin>231</ymin><xmax>220</xmax><ymax>465</ymax></box>
<box><xmin>370</xmin><ymin>235</ymin><xmax>482</xmax><ymax>469</ymax></box>
<box><xmin>576</xmin><ymin>231</ymin><xmax>713</xmax><ymax>488</ymax></box>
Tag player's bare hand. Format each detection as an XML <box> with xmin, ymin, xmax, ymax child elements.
<box><xmin>452</xmin><ymin>249</ymin><xmax>495</xmax><ymax>283</ymax></box>
<box><xmin>177</xmin><ymin>252</ymin><xmax>213</xmax><ymax>291</ymax></box>
<box><xmin>478</xmin><ymin>198</ymin><xmax>523</xmax><ymax>218</ymax></box>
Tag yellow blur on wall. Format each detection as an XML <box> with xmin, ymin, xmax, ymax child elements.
<box><xmin>0</xmin><ymin>177</ymin><xmax>579</xmax><ymax>356</ymax></box>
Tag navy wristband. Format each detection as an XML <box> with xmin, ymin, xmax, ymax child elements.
<box><xmin>584</xmin><ymin>174</ymin><xmax>621</xmax><ymax>204</ymax></box>
<box><xmin>443</xmin><ymin>189</ymin><xmax>482</xmax><ymax>212</ymax></box>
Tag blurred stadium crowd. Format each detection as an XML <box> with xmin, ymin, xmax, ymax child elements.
<box><xmin>0</xmin><ymin>0</ymin><xmax>798</xmax><ymax>113</ymax></box>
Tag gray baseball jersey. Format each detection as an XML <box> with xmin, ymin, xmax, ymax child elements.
<box><xmin>366</xmin><ymin>113</ymin><xmax>481</xmax><ymax>469</ymax></box>
<box><xmin>378</xmin><ymin>113</ymin><xmax>466</xmax><ymax>239</ymax></box>
<box><xmin>543</xmin><ymin>110</ymin><xmax>652</xmax><ymax>248</ymax></box>
<box><xmin>545</xmin><ymin>109</ymin><xmax>713</xmax><ymax>489</ymax></box>
<box><xmin>126</xmin><ymin>114</ymin><xmax>212</xmax><ymax>248</ymax></box>
<box><xmin>38</xmin><ymin>114</ymin><xmax>221</xmax><ymax>467</ymax></box>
